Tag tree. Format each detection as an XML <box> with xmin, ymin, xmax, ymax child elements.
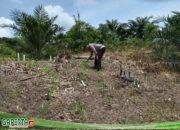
<box><xmin>128</xmin><ymin>16</ymin><xmax>157</xmax><ymax>39</ymax></box>
<box><xmin>98</xmin><ymin>22</ymin><xmax>120</xmax><ymax>48</ymax></box>
<box><xmin>152</xmin><ymin>11</ymin><xmax>180</xmax><ymax>61</ymax></box>
<box><xmin>2</xmin><ymin>5</ymin><xmax>64</xmax><ymax>59</ymax></box>
<box><xmin>66</xmin><ymin>13</ymin><xmax>98</xmax><ymax>51</ymax></box>
<box><xmin>103</xmin><ymin>19</ymin><xmax>129</xmax><ymax>40</ymax></box>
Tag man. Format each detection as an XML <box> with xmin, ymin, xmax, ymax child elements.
<box><xmin>84</xmin><ymin>43</ymin><xmax>106</xmax><ymax>71</ymax></box>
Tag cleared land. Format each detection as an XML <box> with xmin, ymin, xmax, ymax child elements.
<box><xmin>0</xmin><ymin>49</ymin><xmax>179</xmax><ymax>124</ymax></box>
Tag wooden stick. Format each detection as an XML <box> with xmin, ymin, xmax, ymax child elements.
<box><xmin>17</xmin><ymin>53</ymin><xmax>20</xmax><ymax>61</ymax></box>
<box><xmin>23</xmin><ymin>55</ymin><xmax>26</xmax><ymax>61</ymax></box>
<box><xmin>81</xmin><ymin>80</ymin><xmax>86</xmax><ymax>87</ymax></box>
<box><xmin>19</xmin><ymin>66</ymin><xmax>57</xmax><ymax>82</ymax></box>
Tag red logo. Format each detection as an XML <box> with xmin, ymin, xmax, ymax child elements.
<box><xmin>28</xmin><ymin>120</ymin><xmax>34</xmax><ymax>127</ymax></box>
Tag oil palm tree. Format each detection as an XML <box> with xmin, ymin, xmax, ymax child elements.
<box><xmin>104</xmin><ymin>19</ymin><xmax>129</xmax><ymax>40</ymax></box>
<box><xmin>2</xmin><ymin>5</ymin><xmax>64</xmax><ymax>59</ymax></box>
<box><xmin>152</xmin><ymin>11</ymin><xmax>180</xmax><ymax>60</ymax></box>
<box><xmin>128</xmin><ymin>16</ymin><xmax>154</xmax><ymax>39</ymax></box>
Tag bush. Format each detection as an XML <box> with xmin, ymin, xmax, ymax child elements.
<box><xmin>150</xmin><ymin>41</ymin><xmax>180</xmax><ymax>61</ymax></box>
<box><xmin>0</xmin><ymin>45</ymin><xmax>16</xmax><ymax>58</ymax></box>
<box><xmin>41</xmin><ymin>44</ymin><xmax>59</xmax><ymax>59</ymax></box>
<box><xmin>103</xmin><ymin>34</ymin><xmax>121</xmax><ymax>49</ymax></box>
<box><xmin>123</xmin><ymin>37</ymin><xmax>149</xmax><ymax>48</ymax></box>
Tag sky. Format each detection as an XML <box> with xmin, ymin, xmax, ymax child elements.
<box><xmin>0</xmin><ymin>0</ymin><xmax>180</xmax><ymax>37</ymax></box>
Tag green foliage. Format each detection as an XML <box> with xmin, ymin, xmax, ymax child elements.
<box><xmin>79</xmin><ymin>60</ymin><xmax>88</xmax><ymax>81</ymax></box>
<box><xmin>46</xmin><ymin>74</ymin><xmax>59</xmax><ymax>100</ymax></box>
<box><xmin>128</xmin><ymin>16</ymin><xmax>158</xmax><ymax>39</ymax></box>
<box><xmin>151</xmin><ymin>11</ymin><xmax>180</xmax><ymax>61</ymax></box>
<box><xmin>82</xmin><ymin>60</ymin><xmax>89</xmax><ymax>69</ymax></box>
<box><xmin>2</xmin><ymin>5</ymin><xmax>64</xmax><ymax>59</ymax></box>
<box><xmin>25</xmin><ymin>60</ymin><xmax>38</xmax><ymax>69</ymax></box>
<box><xmin>151</xmin><ymin>41</ymin><xmax>180</xmax><ymax>61</ymax></box>
<box><xmin>38</xmin><ymin>104</ymin><xmax>48</xmax><ymax>119</ymax></box>
<box><xmin>0</xmin><ymin>6</ymin><xmax>179</xmax><ymax>63</ymax></box>
<box><xmin>106</xmin><ymin>95</ymin><xmax>113</xmax><ymax>107</ymax></box>
<box><xmin>75</xmin><ymin>98</ymin><xmax>86</xmax><ymax>120</ymax></box>
<box><xmin>0</xmin><ymin>45</ymin><xmax>16</xmax><ymax>58</ymax></box>
<box><xmin>123</xmin><ymin>37</ymin><xmax>149</xmax><ymax>48</ymax></box>
<box><xmin>42</xmin><ymin>66</ymin><xmax>50</xmax><ymax>73</ymax></box>
<box><xmin>75</xmin><ymin>98</ymin><xmax>84</xmax><ymax>115</ymax></box>
<box><xmin>98</xmin><ymin>80</ymin><xmax>106</xmax><ymax>95</ymax></box>
<box><xmin>97</xmin><ymin>20</ymin><xmax>121</xmax><ymax>49</ymax></box>
<box><xmin>66</xmin><ymin>13</ymin><xmax>99</xmax><ymax>52</ymax></box>
<box><xmin>42</xmin><ymin>44</ymin><xmax>59</xmax><ymax>58</ymax></box>
<box><xmin>0</xmin><ymin>37</ymin><xmax>23</xmax><ymax>51</ymax></box>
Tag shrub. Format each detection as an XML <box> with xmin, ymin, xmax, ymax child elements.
<box><xmin>0</xmin><ymin>45</ymin><xmax>16</xmax><ymax>58</ymax></box>
<box><xmin>123</xmin><ymin>37</ymin><xmax>149</xmax><ymax>48</ymax></box>
<box><xmin>41</xmin><ymin>44</ymin><xmax>59</xmax><ymax>59</ymax></box>
<box><xmin>150</xmin><ymin>41</ymin><xmax>180</xmax><ymax>61</ymax></box>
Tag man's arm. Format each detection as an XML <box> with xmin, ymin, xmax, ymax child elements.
<box><xmin>89</xmin><ymin>44</ymin><xmax>97</xmax><ymax>56</ymax></box>
<box><xmin>87</xmin><ymin>51</ymin><xmax>93</xmax><ymax>61</ymax></box>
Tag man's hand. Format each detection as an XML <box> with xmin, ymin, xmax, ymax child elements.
<box><xmin>86</xmin><ymin>58</ymin><xmax>90</xmax><ymax>62</ymax></box>
<box><xmin>95</xmin><ymin>55</ymin><xmax>99</xmax><ymax>60</ymax></box>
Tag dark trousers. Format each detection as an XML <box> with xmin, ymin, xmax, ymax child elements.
<box><xmin>94</xmin><ymin>47</ymin><xmax>106</xmax><ymax>71</ymax></box>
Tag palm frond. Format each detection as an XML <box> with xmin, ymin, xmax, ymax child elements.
<box><xmin>34</xmin><ymin>5</ymin><xmax>49</xmax><ymax>21</ymax></box>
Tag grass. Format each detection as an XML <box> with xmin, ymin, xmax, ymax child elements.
<box><xmin>0</xmin><ymin>111</ymin><xmax>180</xmax><ymax>129</ymax></box>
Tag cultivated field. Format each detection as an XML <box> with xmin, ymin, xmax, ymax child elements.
<box><xmin>0</xmin><ymin>49</ymin><xmax>179</xmax><ymax>124</ymax></box>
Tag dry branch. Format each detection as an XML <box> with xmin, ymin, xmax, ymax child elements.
<box><xmin>19</xmin><ymin>73</ymin><xmax>47</xmax><ymax>82</ymax></box>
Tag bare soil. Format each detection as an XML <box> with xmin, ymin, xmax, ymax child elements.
<box><xmin>0</xmin><ymin>49</ymin><xmax>179</xmax><ymax>124</ymax></box>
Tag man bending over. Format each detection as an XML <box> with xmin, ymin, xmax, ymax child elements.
<box><xmin>84</xmin><ymin>43</ymin><xmax>106</xmax><ymax>71</ymax></box>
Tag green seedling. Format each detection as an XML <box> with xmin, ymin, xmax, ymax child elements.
<box><xmin>75</xmin><ymin>98</ymin><xmax>87</xmax><ymax>121</ymax></box>
<box><xmin>42</xmin><ymin>66</ymin><xmax>50</xmax><ymax>73</ymax></box>
<box><xmin>38</xmin><ymin>104</ymin><xmax>48</xmax><ymax>119</ymax></box>
<box><xmin>107</xmin><ymin>95</ymin><xmax>113</xmax><ymax>107</ymax></box>
<box><xmin>98</xmin><ymin>80</ymin><xmax>106</xmax><ymax>95</ymax></box>
<box><xmin>75</xmin><ymin>98</ymin><xmax>84</xmax><ymax>115</ymax></box>
<box><xmin>80</xmin><ymin>60</ymin><xmax>88</xmax><ymax>81</ymax></box>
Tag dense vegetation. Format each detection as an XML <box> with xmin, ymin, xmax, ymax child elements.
<box><xmin>0</xmin><ymin>5</ymin><xmax>179</xmax><ymax>61</ymax></box>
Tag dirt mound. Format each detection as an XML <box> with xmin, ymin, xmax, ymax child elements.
<box><xmin>0</xmin><ymin>50</ymin><xmax>179</xmax><ymax>123</ymax></box>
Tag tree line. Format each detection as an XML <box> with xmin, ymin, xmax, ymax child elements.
<box><xmin>0</xmin><ymin>5</ymin><xmax>179</xmax><ymax>61</ymax></box>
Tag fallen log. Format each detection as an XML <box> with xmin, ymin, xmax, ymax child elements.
<box><xmin>19</xmin><ymin>67</ymin><xmax>55</xmax><ymax>82</ymax></box>
<box><xmin>73</xmin><ymin>56</ymin><xmax>94</xmax><ymax>60</ymax></box>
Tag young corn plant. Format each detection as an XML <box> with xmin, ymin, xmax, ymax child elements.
<box><xmin>46</xmin><ymin>88</ymin><xmax>52</xmax><ymax>101</ymax></box>
<box><xmin>46</xmin><ymin>74</ymin><xmax>59</xmax><ymax>100</ymax></box>
<box><xmin>98</xmin><ymin>80</ymin><xmax>106</xmax><ymax>95</ymax></box>
<box><xmin>42</xmin><ymin>66</ymin><xmax>50</xmax><ymax>73</ymax></box>
<box><xmin>106</xmin><ymin>95</ymin><xmax>113</xmax><ymax>107</ymax></box>
<box><xmin>80</xmin><ymin>60</ymin><xmax>88</xmax><ymax>81</ymax></box>
<box><xmin>38</xmin><ymin>103</ymin><xmax>49</xmax><ymax>119</ymax></box>
<box><xmin>75</xmin><ymin>98</ymin><xmax>84</xmax><ymax>115</ymax></box>
<box><xmin>96</xmin><ymin>71</ymin><xmax>106</xmax><ymax>95</ymax></box>
<box><xmin>75</xmin><ymin>98</ymin><xmax>86</xmax><ymax>121</ymax></box>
